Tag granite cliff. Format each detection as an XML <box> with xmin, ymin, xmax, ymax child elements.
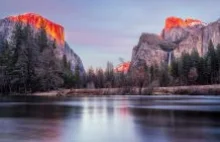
<box><xmin>130</xmin><ymin>16</ymin><xmax>220</xmax><ymax>70</ymax></box>
<box><xmin>0</xmin><ymin>13</ymin><xmax>84</xmax><ymax>73</ymax></box>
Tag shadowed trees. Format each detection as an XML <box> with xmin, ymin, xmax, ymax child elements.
<box><xmin>0</xmin><ymin>20</ymin><xmax>82</xmax><ymax>94</ymax></box>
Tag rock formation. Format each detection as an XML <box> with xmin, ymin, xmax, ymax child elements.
<box><xmin>8</xmin><ymin>13</ymin><xmax>65</xmax><ymax>45</ymax></box>
<box><xmin>130</xmin><ymin>16</ymin><xmax>220</xmax><ymax>70</ymax></box>
<box><xmin>115</xmin><ymin>62</ymin><xmax>130</xmax><ymax>73</ymax></box>
<box><xmin>130</xmin><ymin>33</ymin><xmax>168</xmax><ymax>69</ymax></box>
<box><xmin>0</xmin><ymin>13</ymin><xmax>84</xmax><ymax>73</ymax></box>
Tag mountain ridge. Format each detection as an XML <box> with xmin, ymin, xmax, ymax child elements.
<box><xmin>130</xmin><ymin>16</ymin><xmax>220</xmax><ymax>71</ymax></box>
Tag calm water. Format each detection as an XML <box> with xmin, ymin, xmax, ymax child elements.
<box><xmin>0</xmin><ymin>95</ymin><xmax>220</xmax><ymax>142</ymax></box>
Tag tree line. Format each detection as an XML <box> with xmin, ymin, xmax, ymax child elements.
<box><xmin>170</xmin><ymin>40</ymin><xmax>220</xmax><ymax>86</ymax></box>
<box><xmin>82</xmin><ymin>40</ymin><xmax>220</xmax><ymax>92</ymax></box>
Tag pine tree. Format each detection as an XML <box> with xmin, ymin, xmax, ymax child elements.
<box><xmin>150</xmin><ymin>65</ymin><xmax>154</xmax><ymax>82</ymax></box>
<box><xmin>215</xmin><ymin>44</ymin><xmax>220</xmax><ymax>83</ymax></box>
<box><xmin>206</xmin><ymin>40</ymin><xmax>218</xmax><ymax>83</ymax></box>
<box><xmin>171</xmin><ymin>59</ymin><xmax>179</xmax><ymax>78</ymax></box>
<box><xmin>9</xmin><ymin>20</ymin><xmax>26</xmax><ymax>92</ymax></box>
<box><xmin>37</xmin><ymin>48</ymin><xmax>63</xmax><ymax>91</ymax></box>
<box><xmin>105</xmin><ymin>61</ymin><xmax>115</xmax><ymax>87</ymax></box>
<box><xmin>0</xmin><ymin>40</ymin><xmax>13</xmax><ymax>94</ymax></box>
<box><xmin>10</xmin><ymin>20</ymin><xmax>24</xmax><ymax>65</ymax></box>
<box><xmin>62</xmin><ymin>55</ymin><xmax>68</xmax><ymax>69</ymax></box>
<box><xmin>87</xmin><ymin>67</ymin><xmax>95</xmax><ymax>88</ymax></box>
<box><xmin>197</xmin><ymin>57</ymin><xmax>206</xmax><ymax>84</ymax></box>
<box><xmin>160</xmin><ymin>65</ymin><xmax>170</xmax><ymax>87</ymax></box>
<box><xmin>74</xmin><ymin>64</ymin><xmax>81</xmax><ymax>88</ymax></box>
<box><xmin>95</xmin><ymin>68</ymin><xmax>104</xmax><ymax>88</ymax></box>
<box><xmin>22</xmin><ymin>23</ymin><xmax>38</xmax><ymax>92</ymax></box>
<box><xmin>191</xmin><ymin>48</ymin><xmax>200</xmax><ymax>68</ymax></box>
<box><xmin>180</xmin><ymin>52</ymin><xmax>192</xmax><ymax>84</ymax></box>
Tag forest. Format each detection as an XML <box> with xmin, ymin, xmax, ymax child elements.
<box><xmin>0</xmin><ymin>21</ymin><xmax>220</xmax><ymax>95</ymax></box>
<box><xmin>0</xmin><ymin>21</ymin><xmax>81</xmax><ymax>94</ymax></box>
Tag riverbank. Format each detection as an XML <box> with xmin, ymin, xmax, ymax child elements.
<box><xmin>32</xmin><ymin>84</ymin><xmax>220</xmax><ymax>97</ymax></box>
<box><xmin>1</xmin><ymin>84</ymin><xmax>220</xmax><ymax>98</ymax></box>
<box><xmin>154</xmin><ymin>84</ymin><xmax>220</xmax><ymax>95</ymax></box>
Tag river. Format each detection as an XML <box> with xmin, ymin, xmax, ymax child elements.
<box><xmin>0</xmin><ymin>95</ymin><xmax>220</xmax><ymax>142</ymax></box>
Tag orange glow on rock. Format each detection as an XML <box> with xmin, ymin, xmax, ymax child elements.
<box><xmin>9</xmin><ymin>13</ymin><xmax>64</xmax><ymax>45</ymax></box>
<box><xmin>164</xmin><ymin>16</ymin><xmax>202</xmax><ymax>31</ymax></box>
<box><xmin>115</xmin><ymin>62</ymin><xmax>130</xmax><ymax>73</ymax></box>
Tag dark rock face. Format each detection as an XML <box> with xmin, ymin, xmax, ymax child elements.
<box><xmin>130</xmin><ymin>17</ymin><xmax>220</xmax><ymax>71</ymax></box>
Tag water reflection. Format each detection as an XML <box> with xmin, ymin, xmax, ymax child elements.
<box><xmin>0</xmin><ymin>96</ymin><xmax>220</xmax><ymax>142</ymax></box>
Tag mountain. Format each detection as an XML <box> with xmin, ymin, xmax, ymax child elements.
<box><xmin>130</xmin><ymin>16</ymin><xmax>220</xmax><ymax>70</ymax></box>
<box><xmin>0</xmin><ymin>13</ymin><xmax>84</xmax><ymax>73</ymax></box>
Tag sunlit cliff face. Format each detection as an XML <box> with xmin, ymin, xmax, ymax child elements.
<box><xmin>9</xmin><ymin>13</ymin><xmax>65</xmax><ymax>45</ymax></box>
<box><xmin>115</xmin><ymin>62</ymin><xmax>130</xmax><ymax>73</ymax></box>
<box><xmin>164</xmin><ymin>17</ymin><xmax>203</xmax><ymax>31</ymax></box>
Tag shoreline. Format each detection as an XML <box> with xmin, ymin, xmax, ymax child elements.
<box><xmin>1</xmin><ymin>84</ymin><xmax>220</xmax><ymax>98</ymax></box>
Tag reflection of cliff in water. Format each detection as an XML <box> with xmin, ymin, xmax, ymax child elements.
<box><xmin>0</xmin><ymin>97</ymin><xmax>83</xmax><ymax>142</ymax></box>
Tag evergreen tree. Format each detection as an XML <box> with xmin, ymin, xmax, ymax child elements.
<box><xmin>87</xmin><ymin>67</ymin><xmax>95</xmax><ymax>88</ymax></box>
<box><xmin>95</xmin><ymin>68</ymin><xmax>104</xmax><ymax>88</ymax></box>
<box><xmin>180</xmin><ymin>52</ymin><xmax>192</xmax><ymax>84</ymax></box>
<box><xmin>105</xmin><ymin>61</ymin><xmax>115</xmax><ymax>87</ymax></box>
<box><xmin>9</xmin><ymin>23</ymin><xmax>38</xmax><ymax>92</ymax></box>
<box><xmin>197</xmin><ymin>57</ymin><xmax>207</xmax><ymax>84</ymax></box>
<box><xmin>37</xmin><ymin>48</ymin><xmax>63</xmax><ymax>91</ymax></box>
<box><xmin>74</xmin><ymin>64</ymin><xmax>81</xmax><ymax>88</ymax></box>
<box><xmin>215</xmin><ymin>44</ymin><xmax>220</xmax><ymax>82</ymax></box>
<box><xmin>0</xmin><ymin>40</ymin><xmax>13</xmax><ymax>94</ymax></box>
<box><xmin>62</xmin><ymin>55</ymin><xmax>68</xmax><ymax>69</ymax></box>
<box><xmin>10</xmin><ymin>20</ymin><xmax>24</xmax><ymax>65</ymax></box>
<box><xmin>191</xmin><ymin>48</ymin><xmax>200</xmax><ymax>68</ymax></box>
<box><xmin>62</xmin><ymin>70</ymin><xmax>75</xmax><ymax>89</ymax></box>
<box><xmin>206</xmin><ymin>40</ymin><xmax>218</xmax><ymax>83</ymax></box>
<box><xmin>159</xmin><ymin>65</ymin><xmax>170</xmax><ymax>87</ymax></box>
<box><xmin>9</xmin><ymin>20</ymin><xmax>26</xmax><ymax>92</ymax></box>
<box><xmin>23</xmin><ymin>23</ymin><xmax>38</xmax><ymax>92</ymax></box>
<box><xmin>171</xmin><ymin>59</ymin><xmax>179</xmax><ymax>78</ymax></box>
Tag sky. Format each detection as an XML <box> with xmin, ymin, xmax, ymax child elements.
<box><xmin>0</xmin><ymin>0</ymin><xmax>220</xmax><ymax>70</ymax></box>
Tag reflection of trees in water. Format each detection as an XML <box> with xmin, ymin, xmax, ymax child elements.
<box><xmin>83</xmin><ymin>97</ymin><xmax>115</xmax><ymax>118</ymax></box>
<box><xmin>0</xmin><ymin>96</ymin><xmax>85</xmax><ymax>142</ymax></box>
<box><xmin>0</xmin><ymin>103</ymin><xmax>79</xmax><ymax>119</ymax></box>
<box><xmin>129</xmin><ymin>108</ymin><xmax>220</xmax><ymax>142</ymax></box>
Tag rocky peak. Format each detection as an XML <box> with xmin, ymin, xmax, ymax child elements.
<box><xmin>115</xmin><ymin>62</ymin><xmax>130</xmax><ymax>73</ymax></box>
<box><xmin>0</xmin><ymin>13</ymin><xmax>85</xmax><ymax>73</ymax></box>
<box><xmin>164</xmin><ymin>16</ymin><xmax>204</xmax><ymax>31</ymax></box>
<box><xmin>8</xmin><ymin>13</ymin><xmax>65</xmax><ymax>46</ymax></box>
<box><xmin>130</xmin><ymin>33</ymin><xmax>168</xmax><ymax>70</ymax></box>
<box><xmin>129</xmin><ymin>16</ymin><xmax>220</xmax><ymax>72</ymax></box>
